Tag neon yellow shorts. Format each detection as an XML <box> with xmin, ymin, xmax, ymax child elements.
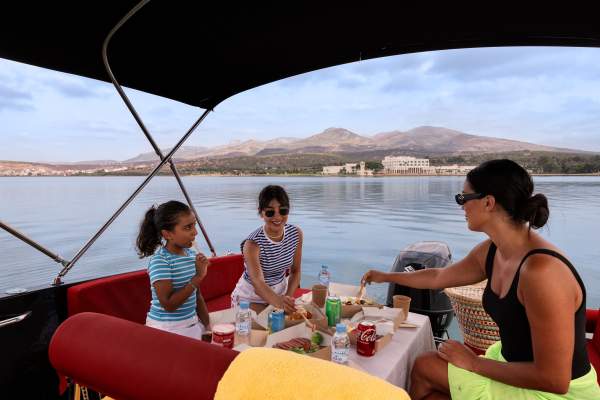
<box><xmin>448</xmin><ymin>341</ymin><xmax>600</xmax><ymax>400</ymax></box>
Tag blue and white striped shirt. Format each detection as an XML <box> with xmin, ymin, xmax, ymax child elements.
<box><xmin>242</xmin><ymin>224</ymin><xmax>300</xmax><ymax>286</ymax></box>
<box><xmin>147</xmin><ymin>246</ymin><xmax>197</xmax><ymax>322</ymax></box>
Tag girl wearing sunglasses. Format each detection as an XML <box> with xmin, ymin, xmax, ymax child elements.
<box><xmin>362</xmin><ymin>159</ymin><xmax>599</xmax><ymax>400</ymax></box>
<box><xmin>231</xmin><ymin>185</ymin><xmax>302</xmax><ymax>314</ymax></box>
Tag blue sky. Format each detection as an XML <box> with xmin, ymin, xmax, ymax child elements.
<box><xmin>1</xmin><ymin>46</ymin><xmax>600</xmax><ymax>162</ymax></box>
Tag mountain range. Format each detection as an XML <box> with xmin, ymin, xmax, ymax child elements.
<box><xmin>123</xmin><ymin>126</ymin><xmax>584</xmax><ymax>163</ymax></box>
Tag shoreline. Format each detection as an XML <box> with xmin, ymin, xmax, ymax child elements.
<box><xmin>1</xmin><ymin>173</ymin><xmax>599</xmax><ymax>178</ymax></box>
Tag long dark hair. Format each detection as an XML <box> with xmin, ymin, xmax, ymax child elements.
<box><xmin>136</xmin><ymin>200</ymin><xmax>191</xmax><ymax>258</ymax></box>
<box><xmin>258</xmin><ymin>185</ymin><xmax>290</xmax><ymax>213</ymax></box>
<box><xmin>466</xmin><ymin>159</ymin><xmax>549</xmax><ymax>229</ymax></box>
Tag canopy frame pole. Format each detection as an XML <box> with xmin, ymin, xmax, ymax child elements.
<box><xmin>0</xmin><ymin>220</ymin><xmax>68</xmax><ymax>267</ymax></box>
<box><xmin>100</xmin><ymin>0</ymin><xmax>216</xmax><ymax>257</ymax></box>
<box><xmin>53</xmin><ymin>0</ymin><xmax>214</xmax><ymax>284</ymax></box>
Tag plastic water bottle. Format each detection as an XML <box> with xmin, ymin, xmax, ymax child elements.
<box><xmin>318</xmin><ymin>265</ymin><xmax>331</xmax><ymax>288</ymax></box>
<box><xmin>235</xmin><ymin>300</ymin><xmax>251</xmax><ymax>344</ymax></box>
<box><xmin>331</xmin><ymin>323</ymin><xmax>350</xmax><ymax>365</ymax></box>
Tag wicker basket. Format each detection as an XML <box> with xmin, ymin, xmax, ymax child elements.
<box><xmin>444</xmin><ymin>281</ymin><xmax>500</xmax><ymax>351</ymax></box>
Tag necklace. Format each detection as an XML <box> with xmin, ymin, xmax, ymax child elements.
<box><xmin>265</xmin><ymin>229</ymin><xmax>284</xmax><ymax>241</ymax></box>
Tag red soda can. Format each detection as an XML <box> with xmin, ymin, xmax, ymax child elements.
<box><xmin>356</xmin><ymin>321</ymin><xmax>377</xmax><ymax>357</ymax></box>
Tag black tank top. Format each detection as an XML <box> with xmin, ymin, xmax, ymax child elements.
<box><xmin>481</xmin><ymin>243</ymin><xmax>590</xmax><ymax>380</ymax></box>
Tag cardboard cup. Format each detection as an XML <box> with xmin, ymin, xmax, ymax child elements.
<box><xmin>392</xmin><ymin>295</ymin><xmax>411</xmax><ymax>321</ymax></box>
<box><xmin>311</xmin><ymin>284</ymin><xmax>328</xmax><ymax>308</ymax></box>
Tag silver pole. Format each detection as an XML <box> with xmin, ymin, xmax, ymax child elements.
<box><xmin>53</xmin><ymin>109</ymin><xmax>210</xmax><ymax>285</ymax></box>
<box><xmin>0</xmin><ymin>220</ymin><xmax>68</xmax><ymax>266</ymax></box>
<box><xmin>100</xmin><ymin>0</ymin><xmax>216</xmax><ymax>256</ymax></box>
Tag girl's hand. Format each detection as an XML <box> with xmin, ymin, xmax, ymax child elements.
<box><xmin>278</xmin><ymin>295</ymin><xmax>297</xmax><ymax>314</ymax></box>
<box><xmin>361</xmin><ymin>269</ymin><xmax>387</xmax><ymax>285</ymax></box>
<box><xmin>437</xmin><ymin>340</ymin><xmax>478</xmax><ymax>372</ymax></box>
<box><xmin>195</xmin><ymin>253</ymin><xmax>210</xmax><ymax>280</ymax></box>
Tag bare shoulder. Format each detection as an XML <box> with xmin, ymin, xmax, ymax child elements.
<box><xmin>243</xmin><ymin>239</ymin><xmax>260</xmax><ymax>253</ymax></box>
<box><xmin>466</xmin><ymin>239</ymin><xmax>494</xmax><ymax>271</ymax></box>
<box><xmin>519</xmin><ymin>250</ymin><xmax>581</xmax><ymax>308</ymax></box>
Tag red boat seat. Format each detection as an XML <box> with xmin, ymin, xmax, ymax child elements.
<box><xmin>586</xmin><ymin>308</ymin><xmax>600</xmax><ymax>384</ymax></box>
<box><xmin>50</xmin><ymin>312</ymin><xmax>237</xmax><ymax>400</ymax></box>
<box><xmin>67</xmin><ymin>253</ymin><xmax>245</xmax><ymax>322</ymax></box>
<box><xmin>67</xmin><ymin>253</ymin><xmax>310</xmax><ymax>323</ymax></box>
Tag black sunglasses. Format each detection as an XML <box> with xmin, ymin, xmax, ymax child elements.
<box><xmin>455</xmin><ymin>193</ymin><xmax>485</xmax><ymax>205</ymax></box>
<box><xmin>264</xmin><ymin>207</ymin><xmax>289</xmax><ymax>217</ymax></box>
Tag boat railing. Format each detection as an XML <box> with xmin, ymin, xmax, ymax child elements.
<box><xmin>0</xmin><ymin>0</ymin><xmax>217</xmax><ymax>288</ymax></box>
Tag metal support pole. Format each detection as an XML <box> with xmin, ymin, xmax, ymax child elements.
<box><xmin>101</xmin><ymin>0</ymin><xmax>216</xmax><ymax>256</ymax></box>
<box><xmin>0</xmin><ymin>220</ymin><xmax>68</xmax><ymax>266</ymax></box>
<box><xmin>53</xmin><ymin>109</ymin><xmax>210</xmax><ymax>285</ymax></box>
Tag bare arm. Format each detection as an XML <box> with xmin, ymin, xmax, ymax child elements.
<box><xmin>285</xmin><ymin>228</ymin><xmax>303</xmax><ymax>297</ymax></box>
<box><xmin>439</xmin><ymin>254</ymin><xmax>579</xmax><ymax>394</ymax></box>
<box><xmin>153</xmin><ymin>252</ymin><xmax>209</xmax><ymax>313</ymax></box>
<box><xmin>362</xmin><ymin>240</ymin><xmax>490</xmax><ymax>290</ymax></box>
<box><xmin>244</xmin><ymin>240</ymin><xmax>296</xmax><ymax>313</ymax></box>
<box><xmin>196</xmin><ymin>293</ymin><xmax>210</xmax><ymax>328</ymax></box>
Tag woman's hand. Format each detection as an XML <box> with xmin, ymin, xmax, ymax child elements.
<box><xmin>437</xmin><ymin>340</ymin><xmax>478</xmax><ymax>372</ymax></box>
<box><xmin>277</xmin><ymin>295</ymin><xmax>297</xmax><ymax>314</ymax></box>
<box><xmin>361</xmin><ymin>269</ymin><xmax>387</xmax><ymax>285</ymax></box>
<box><xmin>195</xmin><ymin>252</ymin><xmax>210</xmax><ymax>280</ymax></box>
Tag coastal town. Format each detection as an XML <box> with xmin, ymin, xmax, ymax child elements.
<box><xmin>322</xmin><ymin>156</ymin><xmax>476</xmax><ymax>176</ymax></box>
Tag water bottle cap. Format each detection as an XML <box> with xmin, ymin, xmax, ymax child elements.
<box><xmin>239</xmin><ymin>300</ymin><xmax>250</xmax><ymax>309</ymax></box>
<box><xmin>335</xmin><ymin>323</ymin><xmax>346</xmax><ymax>333</ymax></box>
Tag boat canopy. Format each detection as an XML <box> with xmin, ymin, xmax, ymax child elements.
<box><xmin>1</xmin><ymin>3</ymin><xmax>599</xmax><ymax>110</ymax></box>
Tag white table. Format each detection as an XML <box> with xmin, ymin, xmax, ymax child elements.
<box><xmin>348</xmin><ymin>312</ymin><xmax>436</xmax><ymax>389</ymax></box>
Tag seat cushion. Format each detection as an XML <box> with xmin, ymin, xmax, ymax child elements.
<box><xmin>206</xmin><ymin>294</ymin><xmax>234</xmax><ymax>313</ymax></box>
<box><xmin>593</xmin><ymin>308</ymin><xmax>600</xmax><ymax>353</ymax></box>
<box><xmin>586</xmin><ymin>341</ymin><xmax>600</xmax><ymax>384</ymax></box>
<box><xmin>67</xmin><ymin>270</ymin><xmax>150</xmax><ymax>324</ymax></box>
<box><xmin>200</xmin><ymin>254</ymin><xmax>244</xmax><ymax>301</ymax></box>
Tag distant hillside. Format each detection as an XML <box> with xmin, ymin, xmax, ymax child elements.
<box><xmin>124</xmin><ymin>125</ymin><xmax>585</xmax><ymax>162</ymax></box>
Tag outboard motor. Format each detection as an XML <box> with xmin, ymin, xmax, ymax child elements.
<box><xmin>386</xmin><ymin>241</ymin><xmax>454</xmax><ymax>340</ymax></box>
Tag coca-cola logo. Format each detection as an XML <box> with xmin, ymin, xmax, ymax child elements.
<box><xmin>358</xmin><ymin>328</ymin><xmax>376</xmax><ymax>342</ymax></box>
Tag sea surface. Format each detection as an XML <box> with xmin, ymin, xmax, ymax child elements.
<box><xmin>1</xmin><ymin>176</ymin><xmax>599</xmax><ymax>338</ymax></box>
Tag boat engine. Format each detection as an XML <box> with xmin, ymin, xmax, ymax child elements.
<box><xmin>386</xmin><ymin>241</ymin><xmax>454</xmax><ymax>340</ymax></box>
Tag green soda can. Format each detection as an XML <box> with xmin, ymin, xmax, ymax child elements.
<box><xmin>326</xmin><ymin>295</ymin><xmax>341</xmax><ymax>327</ymax></box>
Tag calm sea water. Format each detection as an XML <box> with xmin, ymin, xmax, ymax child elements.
<box><xmin>2</xmin><ymin>176</ymin><xmax>599</xmax><ymax>329</ymax></box>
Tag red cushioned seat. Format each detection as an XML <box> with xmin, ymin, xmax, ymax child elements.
<box><xmin>50</xmin><ymin>312</ymin><xmax>237</xmax><ymax>400</ymax></box>
<box><xmin>67</xmin><ymin>254</ymin><xmax>246</xmax><ymax>322</ymax></box>
<box><xmin>585</xmin><ymin>308</ymin><xmax>600</xmax><ymax>384</ymax></box>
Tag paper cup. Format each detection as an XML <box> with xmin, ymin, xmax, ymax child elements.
<box><xmin>392</xmin><ymin>295</ymin><xmax>411</xmax><ymax>321</ymax></box>
<box><xmin>311</xmin><ymin>284</ymin><xmax>328</xmax><ymax>308</ymax></box>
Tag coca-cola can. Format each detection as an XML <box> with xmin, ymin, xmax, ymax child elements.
<box><xmin>356</xmin><ymin>321</ymin><xmax>377</xmax><ymax>357</ymax></box>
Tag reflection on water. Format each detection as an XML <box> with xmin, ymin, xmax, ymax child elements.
<box><xmin>1</xmin><ymin>176</ymin><xmax>599</xmax><ymax>316</ymax></box>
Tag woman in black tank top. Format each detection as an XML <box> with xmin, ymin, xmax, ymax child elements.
<box><xmin>362</xmin><ymin>159</ymin><xmax>600</xmax><ymax>400</ymax></box>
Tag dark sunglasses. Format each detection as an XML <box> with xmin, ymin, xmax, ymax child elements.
<box><xmin>455</xmin><ymin>193</ymin><xmax>485</xmax><ymax>205</ymax></box>
<box><xmin>264</xmin><ymin>207</ymin><xmax>289</xmax><ymax>217</ymax></box>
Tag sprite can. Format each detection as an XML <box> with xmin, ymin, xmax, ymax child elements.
<box><xmin>326</xmin><ymin>295</ymin><xmax>341</xmax><ymax>327</ymax></box>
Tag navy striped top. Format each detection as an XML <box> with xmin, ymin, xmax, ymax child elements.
<box><xmin>241</xmin><ymin>224</ymin><xmax>300</xmax><ymax>286</ymax></box>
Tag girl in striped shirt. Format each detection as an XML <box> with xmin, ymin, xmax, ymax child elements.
<box><xmin>231</xmin><ymin>185</ymin><xmax>303</xmax><ymax>314</ymax></box>
<box><xmin>136</xmin><ymin>200</ymin><xmax>210</xmax><ymax>339</ymax></box>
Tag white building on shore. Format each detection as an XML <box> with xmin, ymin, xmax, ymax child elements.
<box><xmin>322</xmin><ymin>162</ymin><xmax>373</xmax><ymax>176</ymax></box>
<box><xmin>433</xmin><ymin>164</ymin><xmax>476</xmax><ymax>175</ymax></box>
<box><xmin>382</xmin><ymin>156</ymin><xmax>434</xmax><ymax>174</ymax></box>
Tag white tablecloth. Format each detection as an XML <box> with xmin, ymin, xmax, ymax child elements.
<box><xmin>348</xmin><ymin>312</ymin><xmax>436</xmax><ymax>389</ymax></box>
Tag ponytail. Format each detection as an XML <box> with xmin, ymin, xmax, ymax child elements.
<box><xmin>136</xmin><ymin>200</ymin><xmax>191</xmax><ymax>258</ymax></box>
<box><xmin>136</xmin><ymin>206</ymin><xmax>161</xmax><ymax>258</ymax></box>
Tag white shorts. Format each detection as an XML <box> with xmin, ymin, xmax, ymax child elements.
<box><xmin>146</xmin><ymin>315</ymin><xmax>205</xmax><ymax>340</ymax></box>
<box><xmin>231</xmin><ymin>276</ymin><xmax>288</xmax><ymax>307</ymax></box>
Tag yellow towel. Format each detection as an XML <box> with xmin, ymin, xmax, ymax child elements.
<box><xmin>214</xmin><ymin>347</ymin><xmax>410</xmax><ymax>400</ymax></box>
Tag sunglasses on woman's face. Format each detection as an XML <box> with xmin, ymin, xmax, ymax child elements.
<box><xmin>455</xmin><ymin>193</ymin><xmax>485</xmax><ymax>206</ymax></box>
<box><xmin>264</xmin><ymin>207</ymin><xmax>289</xmax><ymax>217</ymax></box>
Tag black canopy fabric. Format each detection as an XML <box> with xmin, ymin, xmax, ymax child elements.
<box><xmin>1</xmin><ymin>2</ymin><xmax>600</xmax><ymax>109</ymax></box>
